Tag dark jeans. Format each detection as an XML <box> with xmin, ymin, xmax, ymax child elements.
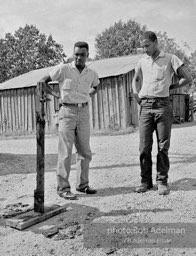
<box><xmin>139</xmin><ymin>97</ymin><xmax>173</xmax><ymax>185</ymax></box>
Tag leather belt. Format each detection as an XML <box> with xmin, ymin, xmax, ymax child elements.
<box><xmin>61</xmin><ymin>102</ymin><xmax>88</xmax><ymax>107</ymax></box>
<box><xmin>141</xmin><ymin>97</ymin><xmax>169</xmax><ymax>102</ymax></box>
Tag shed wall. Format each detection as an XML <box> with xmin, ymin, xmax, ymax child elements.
<box><xmin>90</xmin><ymin>70</ymin><xmax>139</xmax><ymax>131</ymax></box>
<box><xmin>0</xmin><ymin>87</ymin><xmax>57</xmax><ymax>136</ymax></box>
<box><xmin>0</xmin><ymin>73</ymin><xmax>191</xmax><ymax>136</ymax></box>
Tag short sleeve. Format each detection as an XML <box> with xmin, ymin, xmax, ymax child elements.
<box><xmin>171</xmin><ymin>55</ymin><xmax>183</xmax><ymax>74</ymax></box>
<box><xmin>91</xmin><ymin>71</ymin><xmax>100</xmax><ymax>88</ymax></box>
<box><xmin>49</xmin><ymin>63</ymin><xmax>65</xmax><ymax>82</ymax></box>
<box><xmin>135</xmin><ymin>59</ymin><xmax>142</xmax><ymax>77</ymax></box>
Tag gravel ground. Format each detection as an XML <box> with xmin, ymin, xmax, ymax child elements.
<box><xmin>0</xmin><ymin>121</ymin><xmax>196</xmax><ymax>256</ymax></box>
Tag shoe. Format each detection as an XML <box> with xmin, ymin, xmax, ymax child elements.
<box><xmin>76</xmin><ymin>186</ymin><xmax>97</xmax><ymax>194</ymax></box>
<box><xmin>59</xmin><ymin>191</ymin><xmax>77</xmax><ymax>200</ymax></box>
<box><xmin>158</xmin><ymin>184</ymin><xmax>169</xmax><ymax>195</ymax></box>
<box><xmin>135</xmin><ymin>183</ymin><xmax>153</xmax><ymax>193</ymax></box>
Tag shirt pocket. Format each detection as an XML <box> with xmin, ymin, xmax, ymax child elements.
<box><xmin>62</xmin><ymin>78</ymin><xmax>73</xmax><ymax>90</ymax></box>
<box><xmin>153</xmin><ymin>67</ymin><xmax>165</xmax><ymax>81</ymax></box>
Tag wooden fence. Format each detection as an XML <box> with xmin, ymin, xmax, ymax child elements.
<box><xmin>0</xmin><ymin>87</ymin><xmax>36</xmax><ymax>136</ymax></box>
<box><xmin>0</xmin><ymin>73</ymin><xmax>193</xmax><ymax>136</ymax></box>
<box><xmin>89</xmin><ymin>71</ymin><xmax>138</xmax><ymax>130</ymax></box>
<box><xmin>0</xmin><ymin>70</ymin><xmax>139</xmax><ymax>136</ymax></box>
<box><xmin>170</xmin><ymin>93</ymin><xmax>193</xmax><ymax>123</ymax></box>
<box><xmin>0</xmin><ymin>87</ymin><xmax>56</xmax><ymax>136</ymax></box>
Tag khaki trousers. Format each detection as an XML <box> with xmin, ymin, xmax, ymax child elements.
<box><xmin>56</xmin><ymin>104</ymin><xmax>92</xmax><ymax>195</ymax></box>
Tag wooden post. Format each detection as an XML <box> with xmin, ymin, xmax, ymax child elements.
<box><xmin>5</xmin><ymin>81</ymin><xmax>67</xmax><ymax>230</ymax></box>
<box><xmin>34</xmin><ymin>81</ymin><xmax>45</xmax><ymax>213</ymax></box>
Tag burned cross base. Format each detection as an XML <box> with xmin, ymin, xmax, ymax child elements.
<box><xmin>6</xmin><ymin>81</ymin><xmax>66</xmax><ymax>230</ymax></box>
<box><xmin>34</xmin><ymin>81</ymin><xmax>46</xmax><ymax>213</ymax></box>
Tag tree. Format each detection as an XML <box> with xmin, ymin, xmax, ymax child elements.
<box><xmin>95</xmin><ymin>19</ymin><xmax>147</xmax><ymax>59</ymax></box>
<box><xmin>0</xmin><ymin>24</ymin><xmax>66</xmax><ymax>83</ymax></box>
<box><xmin>156</xmin><ymin>31</ymin><xmax>190</xmax><ymax>64</ymax></box>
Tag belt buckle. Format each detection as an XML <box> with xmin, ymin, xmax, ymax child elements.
<box><xmin>147</xmin><ymin>98</ymin><xmax>156</xmax><ymax>103</ymax></box>
<box><xmin>78</xmin><ymin>103</ymin><xmax>83</xmax><ymax>107</ymax></box>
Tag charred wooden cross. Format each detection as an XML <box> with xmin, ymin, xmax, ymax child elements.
<box><xmin>34</xmin><ymin>81</ymin><xmax>59</xmax><ymax>213</ymax></box>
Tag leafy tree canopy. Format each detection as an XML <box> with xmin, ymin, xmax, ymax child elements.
<box><xmin>95</xmin><ymin>19</ymin><xmax>147</xmax><ymax>59</ymax></box>
<box><xmin>0</xmin><ymin>24</ymin><xmax>66</xmax><ymax>83</ymax></box>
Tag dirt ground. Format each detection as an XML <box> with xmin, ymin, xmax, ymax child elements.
<box><xmin>0</xmin><ymin>121</ymin><xmax>196</xmax><ymax>256</ymax></box>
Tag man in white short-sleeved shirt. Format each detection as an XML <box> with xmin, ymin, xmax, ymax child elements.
<box><xmin>132</xmin><ymin>31</ymin><xmax>192</xmax><ymax>195</ymax></box>
<box><xmin>43</xmin><ymin>41</ymin><xmax>100</xmax><ymax>200</ymax></box>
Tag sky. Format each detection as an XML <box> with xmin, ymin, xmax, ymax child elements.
<box><xmin>0</xmin><ymin>0</ymin><xmax>196</xmax><ymax>58</ymax></box>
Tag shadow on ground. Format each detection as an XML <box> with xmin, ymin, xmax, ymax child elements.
<box><xmin>0</xmin><ymin>153</ymin><xmax>75</xmax><ymax>176</ymax></box>
<box><xmin>170</xmin><ymin>178</ymin><xmax>196</xmax><ymax>191</ymax></box>
<box><xmin>172</xmin><ymin>120</ymin><xmax>196</xmax><ymax>129</ymax></box>
<box><xmin>169</xmin><ymin>153</ymin><xmax>196</xmax><ymax>165</ymax></box>
<box><xmin>0</xmin><ymin>153</ymin><xmax>57</xmax><ymax>175</ymax></box>
<box><xmin>21</xmin><ymin>202</ymin><xmax>173</xmax><ymax>240</ymax></box>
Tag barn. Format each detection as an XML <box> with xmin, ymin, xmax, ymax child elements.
<box><xmin>0</xmin><ymin>54</ymin><xmax>192</xmax><ymax>136</ymax></box>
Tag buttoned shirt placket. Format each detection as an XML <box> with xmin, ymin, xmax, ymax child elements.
<box><xmin>72</xmin><ymin>66</ymin><xmax>88</xmax><ymax>129</ymax></box>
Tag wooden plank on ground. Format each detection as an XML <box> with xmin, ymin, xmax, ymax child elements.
<box><xmin>6</xmin><ymin>204</ymin><xmax>66</xmax><ymax>230</ymax></box>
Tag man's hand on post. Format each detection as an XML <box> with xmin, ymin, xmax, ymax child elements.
<box><xmin>42</xmin><ymin>81</ymin><xmax>60</xmax><ymax>98</ymax></box>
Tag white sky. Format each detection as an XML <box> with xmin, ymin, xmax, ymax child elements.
<box><xmin>0</xmin><ymin>0</ymin><xmax>196</xmax><ymax>58</ymax></box>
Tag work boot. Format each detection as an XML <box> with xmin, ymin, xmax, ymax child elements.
<box><xmin>59</xmin><ymin>191</ymin><xmax>77</xmax><ymax>200</ymax></box>
<box><xmin>157</xmin><ymin>184</ymin><xmax>169</xmax><ymax>195</ymax></box>
<box><xmin>76</xmin><ymin>186</ymin><xmax>97</xmax><ymax>194</ymax></box>
<box><xmin>135</xmin><ymin>183</ymin><xmax>153</xmax><ymax>193</ymax></box>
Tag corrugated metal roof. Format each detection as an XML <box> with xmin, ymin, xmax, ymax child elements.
<box><xmin>88</xmin><ymin>54</ymin><xmax>144</xmax><ymax>78</ymax></box>
<box><xmin>0</xmin><ymin>54</ymin><xmax>145</xmax><ymax>90</ymax></box>
<box><xmin>0</xmin><ymin>66</ymin><xmax>54</xmax><ymax>90</ymax></box>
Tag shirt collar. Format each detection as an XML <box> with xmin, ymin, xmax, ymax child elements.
<box><xmin>145</xmin><ymin>50</ymin><xmax>165</xmax><ymax>59</ymax></box>
<box><xmin>71</xmin><ymin>61</ymin><xmax>88</xmax><ymax>72</ymax></box>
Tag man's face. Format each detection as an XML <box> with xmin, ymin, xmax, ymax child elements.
<box><xmin>141</xmin><ymin>38</ymin><xmax>157</xmax><ymax>57</ymax></box>
<box><xmin>73</xmin><ymin>47</ymin><xmax>89</xmax><ymax>68</ymax></box>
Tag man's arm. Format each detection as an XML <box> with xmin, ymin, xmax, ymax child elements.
<box><xmin>132</xmin><ymin>70</ymin><xmax>142</xmax><ymax>105</ymax></box>
<box><xmin>170</xmin><ymin>65</ymin><xmax>193</xmax><ymax>90</ymax></box>
<box><xmin>89</xmin><ymin>72</ymin><xmax>100</xmax><ymax>97</ymax></box>
<box><xmin>89</xmin><ymin>85</ymin><xmax>99</xmax><ymax>97</ymax></box>
<box><xmin>40</xmin><ymin>75</ymin><xmax>60</xmax><ymax>98</ymax></box>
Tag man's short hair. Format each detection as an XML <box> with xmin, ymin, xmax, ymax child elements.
<box><xmin>74</xmin><ymin>41</ymin><xmax>89</xmax><ymax>51</ymax></box>
<box><xmin>141</xmin><ymin>31</ymin><xmax>157</xmax><ymax>42</ymax></box>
